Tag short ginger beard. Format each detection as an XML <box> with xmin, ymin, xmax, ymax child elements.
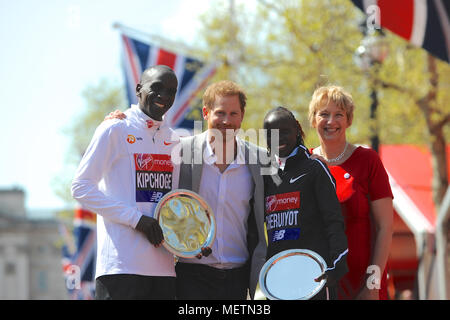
<box><xmin>208</xmin><ymin>128</ymin><xmax>239</xmax><ymax>164</ymax></box>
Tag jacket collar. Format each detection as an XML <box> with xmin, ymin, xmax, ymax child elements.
<box><xmin>271</xmin><ymin>144</ymin><xmax>310</xmax><ymax>171</ymax></box>
<box><xmin>131</xmin><ymin>104</ymin><xmax>165</xmax><ymax>130</ymax></box>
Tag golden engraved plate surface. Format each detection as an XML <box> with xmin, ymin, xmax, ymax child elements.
<box><xmin>155</xmin><ymin>189</ymin><xmax>216</xmax><ymax>258</ymax></box>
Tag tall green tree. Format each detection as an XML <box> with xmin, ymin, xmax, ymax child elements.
<box><xmin>196</xmin><ymin>0</ymin><xmax>449</xmax><ymax>208</ymax></box>
<box><xmin>379</xmin><ymin>50</ymin><xmax>450</xmax><ymax>209</ymax></box>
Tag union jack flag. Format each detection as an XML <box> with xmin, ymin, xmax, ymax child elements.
<box><xmin>60</xmin><ymin>207</ymin><xmax>96</xmax><ymax>300</ymax></box>
<box><xmin>120</xmin><ymin>31</ymin><xmax>217</xmax><ymax>129</ymax></box>
<box><xmin>351</xmin><ymin>0</ymin><xmax>450</xmax><ymax>63</ymax></box>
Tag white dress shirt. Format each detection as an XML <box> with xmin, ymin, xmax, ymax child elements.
<box><xmin>178</xmin><ymin>135</ymin><xmax>254</xmax><ymax>269</ymax></box>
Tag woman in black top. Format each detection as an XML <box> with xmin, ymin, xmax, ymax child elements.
<box><xmin>263</xmin><ymin>106</ymin><xmax>348</xmax><ymax>300</ymax></box>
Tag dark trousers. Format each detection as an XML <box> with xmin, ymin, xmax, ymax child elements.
<box><xmin>95</xmin><ymin>274</ymin><xmax>176</xmax><ymax>300</ymax></box>
<box><xmin>175</xmin><ymin>263</ymin><xmax>249</xmax><ymax>300</ymax></box>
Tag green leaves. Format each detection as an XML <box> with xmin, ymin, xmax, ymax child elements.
<box><xmin>197</xmin><ymin>0</ymin><xmax>450</xmax><ymax>149</ymax></box>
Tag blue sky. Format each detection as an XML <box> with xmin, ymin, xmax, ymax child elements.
<box><xmin>0</xmin><ymin>0</ymin><xmax>212</xmax><ymax>212</ymax></box>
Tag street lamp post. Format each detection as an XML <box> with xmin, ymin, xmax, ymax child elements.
<box><xmin>370</xmin><ymin>86</ymin><xmax>380</xmax><ymax>153</ymax></box>
<box><xmin>354</xmin><ymin>27</ymin><xmax>388</xmax><ymax>153</ymax></box>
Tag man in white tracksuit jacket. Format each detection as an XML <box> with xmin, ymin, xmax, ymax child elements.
<box><xmin>72</xmin><ymin>65</ymin><xmax>181</xmax><ymax>299</ymax></box>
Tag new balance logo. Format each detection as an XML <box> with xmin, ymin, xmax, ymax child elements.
<box><xmin>150</xmin><ymin>191</ymin><xmax>164</xmax><ymax>203</ymax></box>
<box><xmin>269</xmin><ymin>228</ymin><xmax>301</xmax><ymax>242</ymax></box>
<box><xmin>272</xmin><ymin>230</ymin><xmax>286</xmax><ymax>241</ymax></box>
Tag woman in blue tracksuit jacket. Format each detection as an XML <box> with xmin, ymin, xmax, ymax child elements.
<box><xmin>263</xmin><ymin>106</ymin><xmax>348</xmax><ymax>300</ymax></box>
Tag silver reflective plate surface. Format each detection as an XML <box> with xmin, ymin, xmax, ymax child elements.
<box><xmin>258</xmin><ymin>249</ymin><xmax>327</xmax><ymax>300</ymax></box>
<box><xmin>155</xmin><ymin>189</ymin><xmax>216</xmax><ymax>258</ymax></box>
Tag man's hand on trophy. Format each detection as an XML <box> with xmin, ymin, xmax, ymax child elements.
<box><xmin>195</xmin><ymin>246</ymin><xmax>212</xmax><ymax>259</ymax></box>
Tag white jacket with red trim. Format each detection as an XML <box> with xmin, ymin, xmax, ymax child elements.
<box><xmin>72</xmin><ymin>105</ymin><xmax>179</xmax><ymax>278</ymax></box>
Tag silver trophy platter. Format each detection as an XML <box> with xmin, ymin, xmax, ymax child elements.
<box><xmin>257</xmin><ymin>249</ymin><xmax>327</xmax><ymax>300</ymax></box>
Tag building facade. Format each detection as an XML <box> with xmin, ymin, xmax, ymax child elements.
<box><xmin>0</xmin><ymin>189</ymin><xmax>67</xmax><ymax>299</ymax></box>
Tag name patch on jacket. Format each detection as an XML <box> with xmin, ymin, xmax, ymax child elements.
<box><xmin>265</xmin><ymin>191</ymin><xmax>300</xmax><ymax>242</ymax></box>
<box><xmin>134</xmin><ymin>153</ymin><xmax>173</xmax><ymax>203</ymax></box>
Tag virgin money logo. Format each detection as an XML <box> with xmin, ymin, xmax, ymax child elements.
<box><xmin>134</xmin><ymin>153</ymin><xmax>173</xmax><ymax>172</ymax></box>
<box><xmin>265</xmin><ymin>191</ymin><xmax>300</xmax><ymax>213</ymax></box>
<box><xmin>135</xmin><ymin>153</ymin><xmax>153</xmax><ymax>171</ymax></box>
<box><xmin>265</xmin><ymin>195</ymin><xmax>277</xmax><ymax>212</ymax></box>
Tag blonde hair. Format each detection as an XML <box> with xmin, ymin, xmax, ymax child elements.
<box><xmin>203</xmin><ymin>80</ymin><xmax>247</xmax><ymax>111</ymax></box>
<box><xmin>308</xmin><ymin>85</ymin><xmax>354</xmax><ymax>127</ymax></box>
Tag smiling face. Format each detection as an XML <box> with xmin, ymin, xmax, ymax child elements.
<box><xmin>313</xmin><ymin>101</ymin><xmax>352</xmax><ymax>142</ymax></box>
<box><xmin>264</xmin><ymin>112</ymin><xmax>299</xmax><ymax>158</ymax></box>
<box><xmin>203</xmin><ymin>94</ymin><xmax>244</xmax><ymax>142</ymax></box>
<box><xmin>136</xmin><ymin>66</ymin><xmax>178</xmax><ymax>121</ymax></box>
<box><xmin>308</xmin><ymin>86</ymin><xmax>354</xmax><ymax>145</ymax></box>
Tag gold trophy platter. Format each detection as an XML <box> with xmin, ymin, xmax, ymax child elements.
<box><xmin>155</xmin><ymin>189</ymin><xmax>216</xmax><ymax>258</ymax></box>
